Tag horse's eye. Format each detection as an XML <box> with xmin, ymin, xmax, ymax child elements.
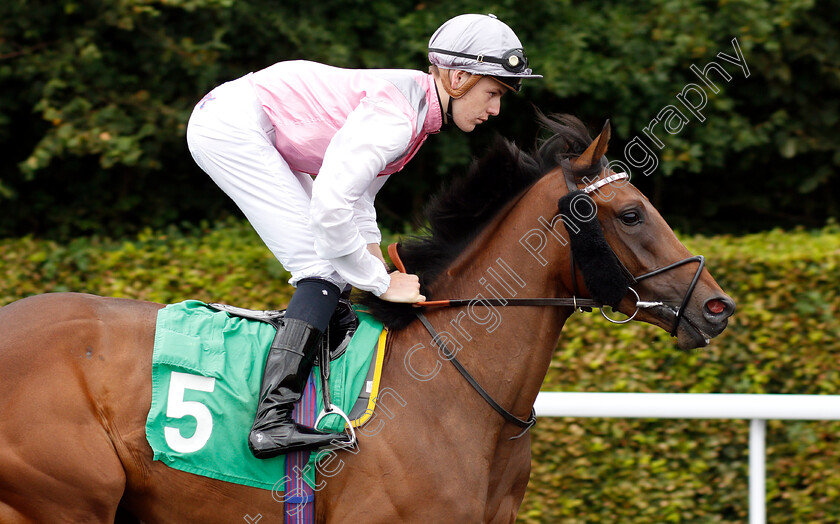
<box><xmin>620</xmin><ymin>211</ymin><xmax>641</xmax><ymax>225</ymax></box>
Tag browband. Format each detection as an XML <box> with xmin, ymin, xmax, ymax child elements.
<box><xmin>583</xmin><ymin>172</ymin><xmax>628</xmax><ymax>194</ymax></box>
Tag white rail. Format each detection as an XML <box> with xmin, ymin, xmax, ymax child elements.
<box><xmin>533</xmin><ymin>392</ymin><xmax>840</xmax><ymax>524</ymax></box>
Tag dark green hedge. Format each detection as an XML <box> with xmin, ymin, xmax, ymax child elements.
<box><xmin>2</xmin><ymin>222</ymin><xmax>839</xmax><ymax>522</ymax></box>
<box><xmin>1</xmin><ymin>219</ymin><xmax>294</xmax><ymax>308</ymax></box>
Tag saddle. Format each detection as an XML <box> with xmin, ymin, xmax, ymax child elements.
<box><xmin>206</xmin><ymin>298</ymin><xmax>358</xmax><ymax>366</ymax></box>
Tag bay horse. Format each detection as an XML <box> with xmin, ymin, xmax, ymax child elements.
<box><xmin>0</xmin><ymin>115</ymin><xmax>734</xmax><ymax>523</ymax></box>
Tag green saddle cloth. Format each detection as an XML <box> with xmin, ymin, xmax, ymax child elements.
<box><xmin>144</xmin><ymin>299</ymin><xmax>383</xmax><ymax>490</ymax></box>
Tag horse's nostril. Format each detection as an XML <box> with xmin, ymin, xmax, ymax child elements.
<box><xmin>705</xmin><ymin>297</ymin><xmax>736</xmax><ymax>317</ymax></box>
<box><xmin>703</xmin><ymin>296</ymin><xmax>735</xmax><ymax>323</ymax></box>
<box><xmin>706</xmin><ymin>299</ymin><xmax>726</xmax><ymax>315</ymax></box>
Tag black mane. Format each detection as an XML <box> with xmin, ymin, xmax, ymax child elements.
<box><xmin>357</xmin><ymin>113</ymin><xmax>597</xmax><ymax>329</ymax></box>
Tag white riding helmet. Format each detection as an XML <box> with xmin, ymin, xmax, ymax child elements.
<box><xmin>428</xmin><ymin>13</ymin><xmax>542</xmax><ymax>94</ymax></box>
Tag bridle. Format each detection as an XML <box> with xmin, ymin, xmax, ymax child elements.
<box><xmin>557</xmin><ymin>159</ymin><xmax>706</xmax><ymax>336</ymax></box>
<box><xmin>396</xmin><ymin>161</ymin><xmax>706</xmax><ymax>438</ymax></box>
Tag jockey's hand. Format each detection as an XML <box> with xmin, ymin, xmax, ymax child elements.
<box><xmin>380</xmin><ymin>271</ymin><xmax>426</xmax><ymax>303</ymax></box>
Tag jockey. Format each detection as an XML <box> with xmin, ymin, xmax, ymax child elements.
<box><xmin>186</xmin><ymin>13</ymin><xmax>541</xmax><ymax>459</ymax></box>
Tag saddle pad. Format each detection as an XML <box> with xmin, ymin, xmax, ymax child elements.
<box><xmin>145</xmin><ymin>300</ymin><xmax>385</xmax><ymax>491</ymax></box>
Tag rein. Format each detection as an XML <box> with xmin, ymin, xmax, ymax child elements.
<box><xmin>415</xmin><ymin>312</ymin><xmax>537</xmax><ymax>438</ymax></box>
<box><xmin>388</xmin><ymin>163</ymin><xmax>706</xmax><ymax>438</ymax></box>
<box><xmin>388</xmin><ymin>243</ymin><xmax>536</xmax><ymax>438</ymax></box>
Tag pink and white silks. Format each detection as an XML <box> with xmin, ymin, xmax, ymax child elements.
<box><xmin>187</xmin><ymin>60</ymin><xmax>443</xmax><ymax>295</ymax></box>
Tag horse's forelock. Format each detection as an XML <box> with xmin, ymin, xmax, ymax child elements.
<box><xmin>536</xmin><ymin>112</ymin><xmax>604</xmax><ymax>181</ymax></box>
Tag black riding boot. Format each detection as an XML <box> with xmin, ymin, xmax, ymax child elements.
<box><xmin>248</xmin><ymin>317</ymin><xmax>351</xmax><ymax>458</ymax></box>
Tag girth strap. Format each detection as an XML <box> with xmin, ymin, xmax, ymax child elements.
<box><xmin>415</xmin><ymin>311</ymin><xmax>536</xmax><ymax>439</ymax></box>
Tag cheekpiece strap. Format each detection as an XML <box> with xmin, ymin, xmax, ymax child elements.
<box><xmin>561</xmin><ymin>158</ymin><xmax>577</xmax><ymax>192</ymax></box>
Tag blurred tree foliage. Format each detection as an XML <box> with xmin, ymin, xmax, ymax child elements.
<box><xmin>0</xmin><ymin>0</ymin><xmax>837</xmax><ymax>239</ymax></box>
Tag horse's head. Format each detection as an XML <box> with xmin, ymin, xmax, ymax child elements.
<box><xmin>360</xmin><ymin>113</ymin><xmax>734</xmax><ymax>349</ymax></box>
<box><xmin>549</xmin><ymin>116</ymin><xmax>735</xmax><ymax>349</ymax></box>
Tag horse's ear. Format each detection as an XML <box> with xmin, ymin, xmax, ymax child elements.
<box><xmin>571</xmin><ymin>120</ymin><xmax>611</xmax><ymax>171</ymax></box>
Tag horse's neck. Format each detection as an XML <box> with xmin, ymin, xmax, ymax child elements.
<box><xmin>422</xmin><ymin>171</ymin><xmax>575</xmax><ymax>416</ymax></box>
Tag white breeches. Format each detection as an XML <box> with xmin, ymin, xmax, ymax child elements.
<box><xmin>185</xmin><ymin>77</ymin><xmax>346</xmax><ymax>290</ymax></box>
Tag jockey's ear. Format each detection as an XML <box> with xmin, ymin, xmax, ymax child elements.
<box><xmin>450</xmin><ymin>69</ymin><xmax>471</xmax><ymax>90</ymax></box>
<box><xmin>571</xmin><ymin>120</ymin><xmax>611</xmax><ymax>171</ymax></box>
<box><xmin>442</xmin><ymin>69</ymin><xmax>481</xmax><ymax>99</ymax></box>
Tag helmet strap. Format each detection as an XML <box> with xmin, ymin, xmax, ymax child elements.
<box><xmin>431</xmin><ymin>77</ymin><xmax>450</xmax><ymax>126</ymax></box>
<box><xmin>438</xmin><ymin>69</ymin><xmax>481</xmax><ymax>126</ymax></box>
<box><xmin>440</xmin><ymin>69</ymin><xmax>481</xmax><ymax>99</ymax></box>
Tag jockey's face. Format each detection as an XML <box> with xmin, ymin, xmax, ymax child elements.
<box><xmin>450</xmin><ymin>73</ymin><xmax>507</xmax><ymax>132</ymax></box>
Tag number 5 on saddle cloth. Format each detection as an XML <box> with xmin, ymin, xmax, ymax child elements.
<box><xmin>144</xmin><ymin>299</ymin><xmax>386</xmax><ymax>491</ymax></box>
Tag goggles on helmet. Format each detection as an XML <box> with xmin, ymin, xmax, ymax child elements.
<box><xmin>427</xmin><ymin>47</ymin><xmax>530</xmax><ymax>74</ymax></box>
